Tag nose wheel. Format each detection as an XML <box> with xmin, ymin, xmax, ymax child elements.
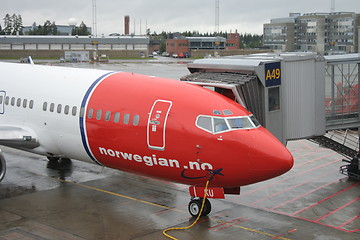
<box><xmin>188</xmin><ymin>198</ymin><xmax>211</xmax><ymax>217</ymax></box>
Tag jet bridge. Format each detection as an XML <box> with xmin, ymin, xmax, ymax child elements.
<box><xmin>182</xmin><ymin>52</ymin><xmax>326</xmax><ymax>145</ymax></box>
<box><xmin>182</xmin><ymin>52</ymin><xmax>360</xmax><ymax>180</ymax></box>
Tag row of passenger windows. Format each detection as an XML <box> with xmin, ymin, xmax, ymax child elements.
<box><xmin>0</xmin><ymin>96</ymin><xmax>34</xmax><ymax>109</ymax></box>
<box><xmin>43</xmin><ymin>102</ymin><xmax>79</xmax><ymax>116</ymax></box>
<box><xmin>86</xmin><ymin>109</ymin><xmax>140</xmax><ymax>125</ymax></box>
<box><xmin>0</xmin><ymin>95</ymin><xmax>141</xmax><ymax>126</ymax></box>
<box><xmin>42</xmin><ymin>102</ymin><xmax>140</xmax><ymax>126</ymax></box>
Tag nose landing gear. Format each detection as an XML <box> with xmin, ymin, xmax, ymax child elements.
<box><xmin>0</xmin><ymin>152</ymin><xmax>6</xmax><ymax>182</ymax></box>
<box><xmin>188</xmin><ymin>197</ymin><xmax>212</xmax><ymax>217</ymax></box>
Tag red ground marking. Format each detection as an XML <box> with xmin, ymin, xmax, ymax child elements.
<box><xmin>292</xmin><ymin>182</ymin><xmax>360</xmax><ymax>216</ymax></box>
<box><xmin>271</xmin><ymin>177</ymin><xmax>346</xmax><ymax>210</ymax></box>
<box><xmin>236</xmin><ymin>158</ymin><xmax>341</xmax><ymax>198</ymax></box>
<box><xmin>212</xmin><ymin>218</ymin><xmax>251</xmax><ymax>232</ymax></box>
<box><xmin>208</xmin><ymin>217</ymin><xmax>245</xmax><ymax>230</ymax></box>
<box><xmin>272</xmin><ymin>229</ymin><xmax>298</xmax><ymax>239</ymax></box>
<box><xmin>252</xmin><ymin>169</ymin><xmax>338</xmax><ymax>205</ymax></box>
<box><xmin>314</xmin><ymin>196</ymin><xmax>360</xmax><ymax>222</ymax></box>
<box><xmin>338</xmin><ymin>215</ymin><xmax>360</xmax><ymax>228</ymax></box>
<box><xmin>298</xmin><ymin>140</ymin><xmax>316</xmax><ymax>151</ymax></box>
<box><xmin>294</xmin><ymin>153</ymin><xmax>335</xmax><ymax>168</ymax></box>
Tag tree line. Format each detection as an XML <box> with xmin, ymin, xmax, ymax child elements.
<box><xmin>0</xmin><ymin>13</ymin><xmax>263</xmax><ymax>48</ymax></box>
<box><xmin>148</xmin><ymin>30</ymin><xmax>263</xmax><ymax>49</ymax></box>
<box><xmin>0</xmin><ymin>14</ymin><xmax>23</xmax><ymax>35</ymax></box>
<box><xmin>0</xmin><ymin>13</ymin><xmax>90</xmax><ymax>36</ymax></box>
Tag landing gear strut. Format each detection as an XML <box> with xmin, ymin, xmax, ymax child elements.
<box><xmin>340</xmin><ymin>157</ymin><xmax>360</xmax><ymax>180</ymax></box>
<box><xmin>0</xmin><ymin>152</ymin><xmax>6</xmax><ymax>182</ymax></box>
<box><xmin>188</xmin><ymin>197</ymin><xmax>211</xmax><ymax>217</ymax></box>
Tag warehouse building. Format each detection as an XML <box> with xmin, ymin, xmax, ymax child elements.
<box><xmin>166</xmin><ymin>33</ymin><xmax>240</xmax><ymax>56</ymax></box>
<box><xmin>0</xmin><ymin>35</ymin><xmax>149</xmax><ymax>59</ymax></box>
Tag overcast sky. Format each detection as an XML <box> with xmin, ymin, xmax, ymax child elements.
<box><xmin>1</xmin><ymin>0</ymin><xmax>360</xmax><ymax>35</ymax></box>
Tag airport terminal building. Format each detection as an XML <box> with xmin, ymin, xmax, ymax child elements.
<box><xmin>263</xmin><ymin>12</ymin><xmax>360</xmax><ymax>54</ymax></box>
<box><xmin>0</xmin><ymin>35</ymin><xmax>149</xmax><ymax>59</ymax></box>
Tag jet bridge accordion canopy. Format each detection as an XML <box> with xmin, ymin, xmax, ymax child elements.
<box><xmin>181</xmin><ymin>72</ymin><xmax>265</xmax><ymax>126</ymax></box>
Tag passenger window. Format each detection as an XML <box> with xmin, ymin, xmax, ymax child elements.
<box><xmin>114</xmin><ymin>112</ymin><xmax>120</xmax><ymax>123</ymax></box>
<box><xmin>23</xmin><ymin>99</ymin><xmax>27</xmax><ymax>108</ymax></box>
<box><xmin>50</xmin><ymin>103</ymin><xmax>55</xmax><ymax>112</ymax></box>
<box><xmin>16</xmin><ymin>98</ymin><xmax>21</xmax><ymax>107</ymax></box>
<box><xmin>197</xmin><ymin>116</ymin><xmax>213</xmax><ymax>133</ymax></box>
<box><xmin>124</xmin><ymin>114</ymin><xmax>130</xmax><ymax>124</ymax></box>
<box><xmin>72</xmin><ymin>106</ymin><xmax>77</xmax><ymax>116</ymax></box>
<box><xmin>43</xmin><ymin>102</ymin><xmax>47</xmax><ymax>111</ymax></box>
<box><xmin>105</xmin><ymin>111</ymin><xmax>111</xmax><ymax>121</ymax></box>
<box><xmin>11</xmin><ymin>97</ymin><xmax>15</xmax><ymax>106</ymax></box>
<box><xmin>29</xmin><ymin>100</ymin><xmax>34</xmax><ymax>109</ymax></box>
<box><xmin>57</xmin><ymin>104</ymin><xmax>62</xmax><ymax>113</ymax></box>
<box><xmin>80</xmin><ymin>107</ymin><xmax>85</xmax><ymax>117</ymax></box>
<box><xmin>5</xmin><ymin>96</ymin><xmax>9</xmax><ymax>105</ymax></box>
<box><xmin>133</xmin><ymin>115</ymin><xmax>140</xmax><ymax>126</ymax></box>
<box><xmin>88</xmin><ymin>109</ymin><xmax>93</xmax><ymax>119</ymax></box>
<box><xmin>0</xmin><ymin>96</ymin><xmax>3</xmax><ymax>104</ymax></box>
<box><xmin>64</xmin><ymin>105</ymin><xmax>70</xmax><ymax>115</ymax></box>
<box><xmin>214</xmin><ymin>118</ymin><xmax>229</xmax><ymax>133</ymax></box>
<box><xmin>96</xmin><ymin>110</ymin><xmax>102</xmax><ymax>120</ymax></box>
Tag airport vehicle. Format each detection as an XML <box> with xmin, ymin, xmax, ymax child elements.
<box><xmin>0</xmin><ymin>61</ymin><xmax>293</xmax><ymax>216</ymax></box>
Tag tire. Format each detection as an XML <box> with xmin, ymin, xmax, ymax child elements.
<box><xmin>203</xmin><ymin>198</ymin><xmax>212</xmax><ymax>216</ymax></box>
<box><xmin>188</xmin><ymin>198</ymin><xmax>212</xmax><ymax>217</ymax></box>
<box><xmin>0</xmin><ymin>152</ymin><xmax>6</xmax><ymax>182</ymax></box>
<box><xmin>188</xmin><ymin>199</ymin><xmax>202</xmax><ymax>217</ymax></box>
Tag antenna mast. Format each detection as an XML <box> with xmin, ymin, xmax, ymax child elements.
<box><xmin>92</xmin><ymin>0</ymin><xmax>97</xmax><ymax>36</ymax></box>
<box><xmin>215</xmin><ymin>0</ymin><xmax>219</xmax><ymax>34</ymax></box>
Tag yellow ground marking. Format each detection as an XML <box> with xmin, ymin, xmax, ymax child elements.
<box><xmin>48</xmin><ymin>176</ymin><xmax>293</xmax><ymax>240</ymax></box>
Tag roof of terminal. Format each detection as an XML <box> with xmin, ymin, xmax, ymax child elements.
<box><xmin>0</xmin><ymin>35</ymin><xmax>150</xmax><ymax>44</ymax></box>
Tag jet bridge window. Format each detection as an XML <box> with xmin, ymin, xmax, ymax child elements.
<box><xmin>269</xmin><ymin>87</ymin><xmax>280</xmax><ymax>112</ymax></box>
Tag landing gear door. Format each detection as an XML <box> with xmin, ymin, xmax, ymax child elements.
<box><xmin>0</xmin><ymin>91</ymin><xmax>5</xmax><ymax>114</ymax></box>
<box><xmin>147</xmin><ymin>100</ymin><xmax>172</xmax><ymax>151</ymax></box>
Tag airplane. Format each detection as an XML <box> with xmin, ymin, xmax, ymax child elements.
<box><xmin>0</xmin><ymin>61</ymin><xmax>294</xmax><ymax>217</ymax></box>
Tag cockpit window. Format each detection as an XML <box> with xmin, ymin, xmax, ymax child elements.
<box><xmin>223</xmin><ymin>110</ymin><xmax>233</xmax><ymax>115</ymax></box>
<box><xmin>196</xmin><ymin>114</ymin><xmax>260</xmax><ymax>134</ymax></box>
<box><xmin>213</xmin><ymin>110</ymin><xmax>222</xmax><ymax>115</ymax></box>
<box><xmin>227</xmin><ymin>117</ymin><xmax>253</xmax><ymax>129</ymax></box>
<box><xmin>197</xmin><ymin>116</ymin><xmax>213</xmax><ymax>133</ymax></box>
<box><xmin>214</xmin><ymin>118</ymin><xmax>229</xmax><ymax>133</ymax></box>
<box><xmin>250</xmin><ymin>115</ymin><xmax>260</xmax><ymax>127</ymax></box>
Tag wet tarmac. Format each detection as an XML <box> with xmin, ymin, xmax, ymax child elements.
<box><xmin>1</xmin><ymin>60</ymin><xmax>360</xmax><ymax>240</ymax></box>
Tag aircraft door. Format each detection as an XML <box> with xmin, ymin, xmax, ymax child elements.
<box><xmin>147</xmin><ymin>100</ymin><xmax>172</xmax><ymax>151</ymax></box>
<box><xmin>0</xmin><ymin>91</ymin><xmax>5</xmax><ymax>114</ymax></box>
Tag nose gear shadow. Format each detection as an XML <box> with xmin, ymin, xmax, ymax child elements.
<box><xmin>46</xmin><ymin>157</ymin><xmax>73</xmax><ymax>180</ymax></box>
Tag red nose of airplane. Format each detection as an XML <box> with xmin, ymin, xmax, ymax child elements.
<box><xmin>246</xmin><ymin>127</ymin><xmax>294</xmax><ymax>183</ymax></box>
